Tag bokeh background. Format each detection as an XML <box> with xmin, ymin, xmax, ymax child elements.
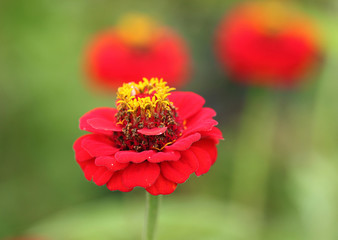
<box><xmin>1</xmin><ymin>0</ymin><xmax>338</xmax><ymax>239</ymax></box>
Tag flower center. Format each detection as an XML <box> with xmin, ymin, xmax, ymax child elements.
<box><xmin>114</xmin><ymin>78</ymin><xmax>183</xmax><ymax>151</ymax></box>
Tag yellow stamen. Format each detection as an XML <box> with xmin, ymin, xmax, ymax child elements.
<box><xmin>117</xmin><ymin>119</ymin><xmax>126</xmax><ymax>125</ymax></box>
<box><xmin>183</xmin><ymin>119</ymin><xmax>187</xmax><ymax>130</ymax></box>
<box><xmin>116</xmin><ymin>78</ymin><xmax>175</xmax><ymax>117</ymax></box>
<box><xmin>152</xmin><ymin>140</ymin><xmax>176</xmax><ymax>151</ymax></box>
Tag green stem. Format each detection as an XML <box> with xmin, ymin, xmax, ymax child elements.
<box><xmin>143</xmin><ymin>192</ymin><xmax>160</xmax><ymax>240</ymax></box>
<box><xmin>231</xmin><ymin>89</ymin><xmax>277</xmax><ymax>211</ymax></box>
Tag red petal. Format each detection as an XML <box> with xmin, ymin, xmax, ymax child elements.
<box><xmin>200</xmin><ymin>127</ymin><xmax>224</xmax><ymax>143</ymax></box>
<box><xmin>137</xmin><ymin>127</ymin><xmax>167</xmax><ymax>136</ymax></box>
<box><xmin>183</xmin><ymin>108</ymin><xmax>218</xmax><ymax>136</ymax></box>
<box><xmin>190</xmin><ymin>146</ymin><xmax>212</xmax><ymax>176</ymax></box>
<box><xmin>106</xmin><ymin>170</ymin><xmax>133</xmax><ymax>192</ymax></box>
<box><xmin>115</xmin><ymin>150</ymin><xmax>155</xmax><ymax>163</ymax></box>
<box><xmin>81</xmin><ymin>161</ymin><xmax>97</xmax><ymax>181</ymax></box>
<box><xmin>161</xmin><ymin>150</ymin><xmax>199</xmax><ymax>183</ymax></box>
<box><xmin>79</xmin><ymin>107</ymin><xmax>121</xmax><ymax>135</ymax></box>
<box><xmin>73</xmin><ymin>135</ymin><xmax>93</xmax><ymax>162</ymax></box>
<box><xmin>122</xmin><ymin>162</ymin><xmax>160</xmax><ymax>188</ymax></box>
<box><xmin>165</xmin><ymin>133</ymin><xmax>201</xmax><ymax>151</ymax></box>
<box><xmin>92</xmin><ymin>167</ymin><xmax>114</xmax><ymax>186</ymax></box>
<box><xmin>189</xmin><ymin>107</ymin><xmax>216</xmax><ymax>121</ymax></box>
<box><xmin>148</xmin><ymin>150</ymin><xmax>181</xmax><ymax>163</ymax></box>
<box><xmin>95</xmin><ymin>156</ymin><xmax>129</xmax><ymax>171</ymax></box>
<box><xmin>87</xmin><ymin>118</ymin><xmax>122</xmax><ymax>132</ymax></box>
<box><xmin>146</xmin><ymin>174</ymin><xmax>177</xmax><ymax>195</ymax></box>
<box><xmin>169</xmin><ymin>92</ymin><xmax>205</xmax><ymax>120</ymax></box>
<box><xmin>80</xmin><ymin>160</ymin><xmax>112</xmax><ymax>186</ymax></box>
<box><xmin>81</xmin><ymin>134</ymin><xmax>119</xmax><ymax>157</ymax></box>
<box><xmin>192</xmin><ymin>139</ymin><xmax>218</xmax><ymax>165</ymax></box>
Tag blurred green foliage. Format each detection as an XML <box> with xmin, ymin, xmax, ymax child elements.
<box><xmin>1</xmin><ymin>0</ymin><xmax>338</xmax><ymax>239</ymax></box>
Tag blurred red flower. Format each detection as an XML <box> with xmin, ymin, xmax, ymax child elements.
<box><xmin>215</xmin><ymin>1</ymin><xmax>321</xmax><ymax>88</ymax></box>
<box><xmin>84</xmin><ymin>14</ymin><xmax>191</xmax><ymax>90</ymax></box>
<box><xmin>73</xmin><ymin>78</ymin><xmax>222</xmax><ymax>195</ymax></box>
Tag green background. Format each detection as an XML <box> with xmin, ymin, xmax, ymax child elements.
<box><xmin>0</xmin><ymin>0</ymin><xmax>337</xmax><ymax>239</ymax></box>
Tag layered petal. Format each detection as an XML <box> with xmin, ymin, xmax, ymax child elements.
<box><xmin>87</xmin><ymin>118</ymin><xmax>121</xmax><ymax>132</ymax></box>
<box><xmin>73</xmin><ymin>135</ymin><xmax>93</xmax><ymax>162</ymax></box>
<box><xmin>107</xmin><ymin>170</ymin><xmax>133</xmax><ymax>192</ymax></box>
<box><xmin>79</xmin><ymin>160</ymin><xmax>113</xmax><ymax>186</ymax></box>
<box><xmin>169</xmin><ymin>91</ymin><xmax>205</xmax><ymax>120</ymax></box>
<box><xmin>161</xmin><ymin>150</ymin><xmax>199</xmax><ymax>183</ymax></box>
<box><xmin>92</xmin><ymin>167</ymin><xmax>114</xmax><ymax>186</ymax></box>
<box><xmin>95</xmin><ymin>156</ymin><xmax>129</xmax><ymax>172</ymax></box>
<box><xmin>115</xmin><ymin>150</ymin><xmax>180</xmax><ymax>163</ymax></box>
<box><xmin>192</xmin><ymin>139</ymin><xmax>218</xmax><ymax>165</ymax></box>
<box><xmin>200</xmin><ymin>127</ymin><xmax>224</xmax><ymax>143</ymax></box>
<box><xmin>148</xmin><ymin>150</ymin><xmax>181</xmax><ymax>163</ymax></box>
<box><xmin>78</xmin><ymin>161</ymin><xmax>97</xmax><ymax>181</ymax></box>
<box><xmin>146</xmin><ymin>174</ymin><xmax>177</xmax><ymax>195</ymax></box>
<box><xmin>79</xmin><ymin>107</ymin><xmax>122</xmax><ymax>135</ymax></box>
<box><xmin>190</xmin><ymin>146</ymin><xmax>212</xmax><ymax>176</ymax></box>
<box><xmin>183</xmin><ymin>108</ymin><xmax>218</xmax><ymax>136</ymax></box>
<box><xmin>81</xmin><ymin>134</ymin><xmax>119</xmax><ymax>157</ymax></box>
<box><xmin>115</xmin><ymin>150</ymin><xmax>155</xmax><ymax>163</ymax></box>
<box><xmin>122</xmin><ymin>162</ymin><xmax>160</xmax><ymax>188</ymax></box>
<box><xmin>165</xmin><ymin>133</ymin><xmax>201</xmax><ymax>151</ymax></box>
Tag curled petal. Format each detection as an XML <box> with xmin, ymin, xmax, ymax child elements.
<box><xmin>115</xmin><ymin>150</ymin><xmax>180</xmax><ymax>164</ymax></box>
<box><xmin>146</xmin><ymin>174</ymin><xmax>177</xmax><ymax>195</ymax></box>
<box><xmin>161</xmin><ymin>150</ymin><xmax>199</xmax><ymax>184</ymax></box>
<box><xmin>122</xmin><ymin>162</ymin><xmax>160</xmax><ymax>188</ymax></box>
<box><xmin>79</xmin><ymin>107</ymin><xmax>122</xmax><ymax>135</ymax></box>
<box><xmin>200</xmin><ymin>127</ymin><xmax>224</xmax><ymax>143</ymax></box>
<box><xmin>137</xmin><ymin>127</ymin><xmax>167</xmax><ymax>136</ymax></box>
<box><xmin>87</xmin><ymin>118</ymin><xmax>122</xmax><ymax>132</ymax></box>
<box><xmin>115</xmin><ymin>150</ymin><xmax>155</xmax><ymax>163</ymax></box>
<box><xmin>95</xmin><ymin>156</ymin><xmax>129</xmax><ymax>172</ymax></box>
<box><xmin>92</xmin><ymin>167</ymin><xmax>114</xmax><ymax>186</ymax></box>
<box><xmin>148</xmin><ymin>150</ymin><xmax>181</xmax><ymax>163</ymax></box>
<box><xmin>183</xmin><ymin>108</ymin><xmax>218</xmax><ymax>136</ymax></box>
<box><xmin>79</xmin><ymin>160</ymin><xmax>112</xmax><ymax>186</ymax></box>
<box><xmin>79</xmin><ymin>161</ymin><xmax>97</xmax><ymax>181</ymax></box>
<box><xmin>81</xmin><ymin>134</ymin><xmax>119</xmax><ymax>157</ymax></box>
<box><xmin>192</xmin><ymin>139</ymin><xmax>218</xmax><ymax>165</ymax></box>
<box><xmin>169</xmin><ymin>92</ymin><xmax>205</xmax><ymax>120</ymax></box>
<box><xmin>190</xmin><ymin>146</ymin><xmax>212</xmax><ymax>176</ymax></box>
<box><xmin>73</xmin><ymin>135</ymin><xmax>93</xmax><ymax>162</ymax></box>
<box><xmin>107</xmin><ymin>171</ymin><xmax>133</xmax><ymax>192</ymax></box>
<box><xmin>165</xmin><ymin>133</ymin><xmax>201</xmax><ymax>151</ymax></box>
<box><xmin>190</xmin><ymin>107</ymin><xmax>216</xmax><ymax>120</ymax></box>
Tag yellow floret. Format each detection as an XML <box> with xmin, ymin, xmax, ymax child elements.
<box><xmin>116</xmin><ymin>78</ymin><xmax>175</xmax><ymax>116</ymax></box>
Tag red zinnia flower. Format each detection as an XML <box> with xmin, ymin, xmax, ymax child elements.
<box><xmin>215</xmin><ymin>1</ymin><xmax>321</xmax><ymax>88</ymax></box>
<box><xmin>84</xmin><ymin>14</ymin><xmax>191</xmax><ymax>90</ymax></box>
<box><xmin>73</xmin><ymin>78</ymin><xmax>222</xmax><ymax>195</ymax></box>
